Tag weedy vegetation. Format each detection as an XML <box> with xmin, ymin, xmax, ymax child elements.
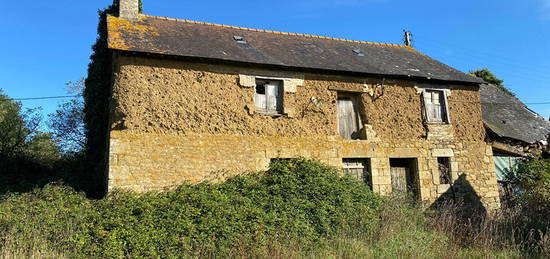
<box><xmin>0</xmin><ymin>158</ymin><xmax>548</xmax><ymax>258</ymax></box>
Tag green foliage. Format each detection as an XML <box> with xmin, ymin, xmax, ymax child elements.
<box><xmin>0</xmin><ymin>89</ymin><xmax>61</xmax><ymax>195</ymax></box>
<box><xmin>49</xmin><ymin>98</ymin><xmax>85</xmax><ymax>154</ymax></box>
<box><xmin>83</xmin><ymin>3</ymin><xmax>117</xmax><ymax>196</ymax></box>
<box><xmin>0</xmin><ymin>90</ymin><xmax>58</xmax><ymax>160</ymax></box>
<box><xmin>1</xmin><ymin>154</ymin><xmax>541</xmax><ymax>257</ymax></box>
<box><xmin>0</xmin><ymin>158</ymin><xmax>382</xmax><ymax>258</ymax></box>
<box><xmin>472</xmin><ymin>68</ymin><xmax>516</xmax><ymax>97</ymax></box>
<box><xmin>82</xmin><ymin>0</ymin><xmax>143</xmax><ymax>196</ymax></box>
<box><xmin>509</xmin><ymin>155</ymin><xmax>550</xmax><ymax>237</ymax></box>
<box><xmin>516</xmin><ymin>155</ymin><xmax>550</xmax><ymax>204</ymax></box>
<box><xmin>49</xmin><ymin>79</ymin><xmax>85</xmax><ymax>154</ymax></box>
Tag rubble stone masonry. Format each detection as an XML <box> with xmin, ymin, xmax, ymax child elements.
<box><xmin>107</xmin><ymin>55</ymin><xmax>500</xmax><ymax>209</ymax></box>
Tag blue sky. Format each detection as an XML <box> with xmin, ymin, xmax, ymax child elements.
<box><xmin>1</xmin><ymin>0</ymin><xmax>549</xmax><ymax>120</ymax></box>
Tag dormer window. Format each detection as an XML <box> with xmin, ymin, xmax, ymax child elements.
<box><xmin>423</xmin><ymin>90</ymin><xmax>450</xmax><ymax>123</ymax></box>
<box><xmin>255</xmin><ymin>79</ymin><xmax>283</xmax><ymax>115</ymax></box>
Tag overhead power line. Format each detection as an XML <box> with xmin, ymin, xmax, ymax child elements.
<box><xmin>5</xmin><ymin>94</ymin><xmax>550</xmax><ymax>106</ymax></box>
<box><xmin>8</xmin><ymin>95</ymin><xmax>81</xmax><ymax>101</ymax></box>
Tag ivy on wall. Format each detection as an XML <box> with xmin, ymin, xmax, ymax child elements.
<box><xmin>83</xmin><ymin>0</ymin><xmax>142</xmax><ymax>196</ymax></box>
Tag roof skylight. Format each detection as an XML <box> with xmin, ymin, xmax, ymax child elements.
<box><xmin>352</xmin><ymin>49</ymin><xmax>365</xmax><ymax>56</ymax></box>
<box><xmin>233</xmin><ymin>36</ymin><xmax>247</xmax><ymax>44</ymax></box>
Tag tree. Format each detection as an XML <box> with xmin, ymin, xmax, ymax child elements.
<box><xmin>49</xmin><ymin>80</ymin><xmax>86</xmax><ymax>154</ymax></box>
<box><xmin>471</xmin><ymin>68</ymin><xmax>515</xmax><ymax>96</ymax></box>
<box><xmin>0</xmin><ymin>89</ymin><xmax>58</xmax><ymax>161</ymax></box>
<box><xmin>0</xmin><ymin>89</ymin><xmax>60</xmax><ymax>190</ymax></box>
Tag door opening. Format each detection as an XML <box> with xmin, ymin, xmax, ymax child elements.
<box><xmin>390</xmin><ymin>158</ymin><xmax>419</xmax><ymax>198</ymax></box>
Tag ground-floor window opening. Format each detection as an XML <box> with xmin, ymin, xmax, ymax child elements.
<box><xmin>437</xmin><ymin>157</ymin><xmax>452</xmax><ymax>184</ymax></box>
<box><xmin>342</xmin><ymin>158</ymin><xmax>372</xmax><ymax>188</ymax></box>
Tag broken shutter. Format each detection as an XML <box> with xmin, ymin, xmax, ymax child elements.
<box><xmin>338</xmin><ymin>96</ymin><xmax>361</xmax><ymax>139</ymax></box>
<box><xmin>432</xmin><ymin>91</ymin><xmax>442</xmax><ymax>122</ymax></box>
<box><xmin>255</xmin><ymin>84</ymin><xmax>267</xmax><ymax>110</ymax></box>
<box><xmin>391</xmin><ymin>167</ymin><xmax>409</xmax><ymax>193</ymax></box>
<box><xmin>423</xmin><ymin>91</ymin><xmax>434</xmax><ymax>121</ymax></box>
<box><xmin>255</xmin><ymin>80</ymin><xmax>283</xmax><ymax>114</ymax></box>
<box><xmin>343</xmin><ymin>159</ymin><xmax>372</xmax><ymax>187</ymax></box>
<box><xmin>266</xmin><ymin>83</ymin><xmax>280</xmax><ymax>112</ymax></box>
<box><xmin>423</xmin><ymin>90</ymin><xmax>448</xmax><ymax>123</ymax></box>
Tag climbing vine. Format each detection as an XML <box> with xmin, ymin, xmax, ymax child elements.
<box><xmin>83</xmin><ymin>0</ymin><xmax>142</xmax><ymax>196</ymax></box>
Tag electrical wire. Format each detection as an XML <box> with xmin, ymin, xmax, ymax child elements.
<box><xmin>8</xmin><ymin>95</ymin><xmax>81</xmax><ymax>101</ymax></box>
<box><xmin>5</xmin><ymin>94</ymin><xmax>550</xmax><ymax>105</ymax></box>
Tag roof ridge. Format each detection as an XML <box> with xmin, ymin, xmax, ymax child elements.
<box><xmin>140</xmin><ymin>14</ymin><xmax>411</xmax><ymax>49</ymax></box>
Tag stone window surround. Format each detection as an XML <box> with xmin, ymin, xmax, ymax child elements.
<box><xmin>431</xmin><ymin>148</ymin><xmax>459</xmax><ymax>192</ymax></box>
<box><xmin>415</xmin><ymin>84</ymin><xmax>452</xmax><ymax>124</ymax></box>
<box><xmin>239</xmin><ymin>74</ymin><xmax>304</xmax><ymax>117</ymax></box>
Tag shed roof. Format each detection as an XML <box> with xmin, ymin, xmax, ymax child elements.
<box><xmin>480</xmin><ymin>84</ymin><xmax>550</xmax><ymax>144</ymax></box>
<box><xmin>107</xmin><ymin>15</ymin><xmax>483</xmax><ymax>84</ymax></box>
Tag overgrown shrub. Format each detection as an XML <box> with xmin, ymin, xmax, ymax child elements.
<box><xmin>514</xmin><ymin>155</ymin><xmax>550</xmax><ymax>206</ymax></box>
<box><xmin>1</xmin><ymin>158</ymin><xmax>547</xmax><ymax>258</ymax></box>
<box><xmin>503</xmin><ymin>155</ymin><xmax>550</xmax><ymax>254</ymax></box>
<box><xmin>0</xmin><ymin>158</ymin><xmax>382</xmax><ymax>258</ymax></box>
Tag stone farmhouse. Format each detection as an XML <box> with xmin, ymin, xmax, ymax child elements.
<box><xmin>102</xmin><ymin>0</ymin><xmax>501</xmax><ymax>209</ymax></box>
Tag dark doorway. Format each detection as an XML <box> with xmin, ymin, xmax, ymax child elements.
<box><xmin>390</xmin><ymin>158</ymin><xmax>419</xmax><ymax>199</ymax></box>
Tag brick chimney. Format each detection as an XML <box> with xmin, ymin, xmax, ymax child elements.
<box><xmin>119</xmin><ymin>0</ymin><xmax>139</xmax><ymax>20</ymax></box>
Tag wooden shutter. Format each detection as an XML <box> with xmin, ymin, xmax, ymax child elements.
<box><xmin>423</xmin><ymin>90</ymin><xmax>448</xmax><ymax>123</ymax></box>
<box><xmin>266</xmin><ymin>83</ymin><xmax>278</xmax><ymax>112</ymax></box>
<box><xmin>343</xmin><ymin>159</ymin><xmax>372</xmax><ymax>187</ymax></box>
<box><xmin>343</xmin><ymin>159</ymin><xmax>365</xmax><ymax>182</ymax></box>
<box><xmin>442</xmin><ymin>90</ymin><xmax>451</xmax><ymax>123</ymax></box>
<box><xmin>255</xmin><ymin>80</ymin><xmax>283</xmax><ymax>114</ymax></box>
<box><xmin>338</xmin><ymin>97</ymin><xmax>360</xmax><ymax>139</ymax></box>
<box><xmin>423</xmin><ymin>91</ymin><xmax>434</xmax><ymax>122</ymax></box>
<box><xmin>391</xmin><ymin>167</ymin><xmax>408</xmax><ymax>193</ymax></box>
<box><xmin>432</xmin><ymin>91</ymin><xmax>443</xmax><ymax>122</ymax></box>
<box><xmin>255</xmin><ymin>84</ymin><xmax>267</xmax><ymax>111</ymax></box>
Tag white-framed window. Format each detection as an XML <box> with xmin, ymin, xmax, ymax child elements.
<box><xmin>422</xmin><ymin>89</ymin><xmax>450</xmax><ymax>123</ymax></box>
<box><xmin>255</xmin><ymin>79</ymin><xmax>283</xmax><ymax>115</ymax></box>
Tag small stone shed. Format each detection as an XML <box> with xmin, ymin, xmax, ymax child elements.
<box><xmin>480</xmin><ymin>84</ymin><xmax>550</xmax><ymax>202</ymax></box>
<box><xmin>103</xmin><ymin>0</ymin><xmax>501</xmax><ymax>209</ymax></box>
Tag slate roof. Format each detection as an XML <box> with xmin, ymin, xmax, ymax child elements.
<box><xmin>480</xmin><ymin>84</ymin><xmax>550</xmax><ymax>144</ymax></box>
<box><xmin>107</xmin><ymin>15</ymin><xmax>483</xmax><ymax>84</ymax></box>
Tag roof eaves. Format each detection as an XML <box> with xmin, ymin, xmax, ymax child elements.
<box><xmin>115</xmin><ymin>49</ymin><xmax>482</xmax><ymax>85</ymax></box>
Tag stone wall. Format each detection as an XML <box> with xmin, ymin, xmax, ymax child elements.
<box><xmin>119</xmin><ymin>0</ymin><xmax>139</xmax><ymax>20</ymax></box>
<box><xmin>107</xmin><ymin>55</ymin><xmax>500</xmax><ymax>209</ymax></box>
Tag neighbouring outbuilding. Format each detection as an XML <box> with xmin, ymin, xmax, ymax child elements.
<box><xmin>480</xmin><ymin>84</ymin><xmax>550</xmax><ymax>203</ymax></box>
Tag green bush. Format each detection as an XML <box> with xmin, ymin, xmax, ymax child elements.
<box><xmin>0</xmin><ymin>158</ymin><xmax>382</xmax><ymax>258</ymax></box>
<box><xmin>506</xmin><ymin>155</ymin><xmax>550</xmax><ymax>253</ymax></box>
<box><xmin>515</xmin><ymin>155</ymin><xmax>550</xmax><ymax>205</ymax></box>
<box><xmin>2</xmin><ymin>158</ymin><xmax>541</xmax><ymax>258</ymax></box>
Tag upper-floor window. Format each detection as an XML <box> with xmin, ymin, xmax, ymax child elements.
<box><xmin>337</xmin><ymin>93</ymin><xmax>363</xmax><ymax>139</ymax></box>
<box><xmin>423</xmin><ymin>90</ymin><xmax>449</xmax><ymax>123</ymax></box>
<box><xmin>255</xmin><ymin>79</ymin><xmax>283</xmax><ymax>115</ymax></box>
